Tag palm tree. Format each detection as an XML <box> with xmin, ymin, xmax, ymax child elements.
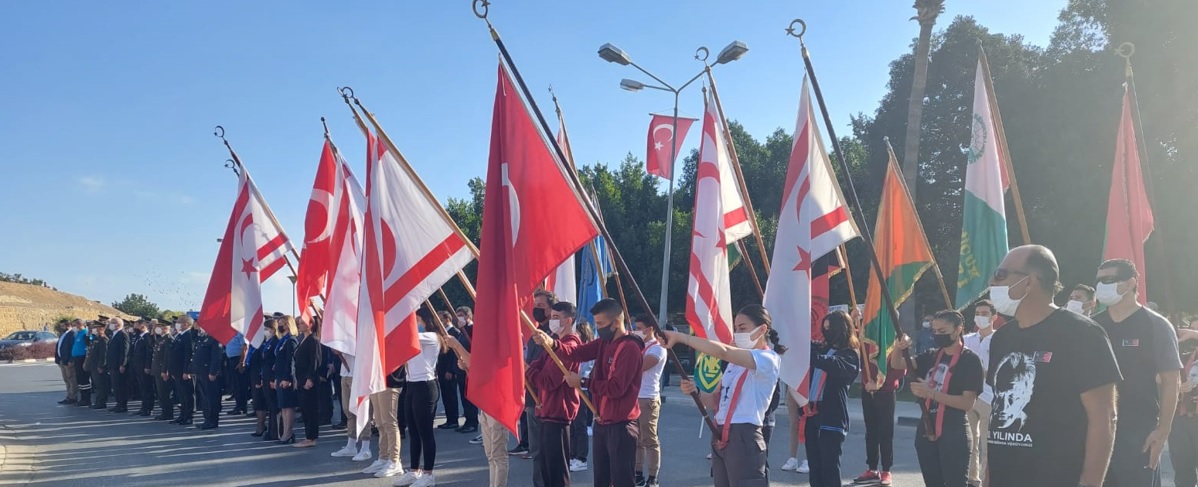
<box><xmin>900</xmin><ymin>0</ymin><xmax>946</xmax><ymax>196</ymax></box>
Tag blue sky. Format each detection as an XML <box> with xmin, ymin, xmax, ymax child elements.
<box><xmin>0</xmin><ymin>1</ymin><xmax>1064</xmax><ymax>314</ymax></box>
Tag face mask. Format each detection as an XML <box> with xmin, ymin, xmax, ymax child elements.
<box><xmin>175</xmin><ymin>324</ymin><xmax>184</xmax><ymax>332</ymax></box>
<box><xmin>457</xmin><ymin>317</ymin><xmax>466</xmax><ymax>326</ymax></box>
<box><xmin>1065</xmin><ymin>300</ymin><xmax>1085</xmax><ymax>314</ymax></box>
<box><xmin>975</xmin><ymin>316</ymin><xmax>991</xmax><ymax>329</ymax></box>
<box><xmin>1094</xmin><ymin>282</ymin><xmax>1125</xmax><ymax>306</ymax></box>
<box><xmin>548</xmin><ymin>319</ymin><xmax>564</xmax><ymax>335</ymax></box>
<box><xmin>933</xmin><ymin>332</ymin><xmax>956</xmax><ymax>348</ymax></box>
<box><xmin>155</xmin><ymin>328</ymin><xmax>165</xmax><ymax>336</ymax></box>
<box><xmin>108</xmin><ymin>323</ymin><xmax>117</xmax><ymax>331</ymax></box>
<box><xmin>631</xmin><ymin>330</ymin><xmax>646</xmax><ymax>341</ymax></box>
<box><xmin>596</xmin><ymin>324</ymin><xmax>616</xmax><ymax>342</ymax></box>
<box><xmin>921</xmin><ymin>321</ymin><xmax>931</xmax><ymax>329</ymax></box>
<box><xmin>823</xmin><ymin>325</ymin><xmax>847</xmax><ymax>348</ymax></box>
<box><xmin>733</xmin><ymin>327</ymin><xmax>762</xmax><ymax>349</ymax></box>
<box><xmin>990</xmin><ymin>275</ymin><xmax>1030</xmax><ymax>316</ymax></box>
<box><xmin>532</xmin><ymin>308</ymin><xmax>548</xmax><ymax>323</ymax></box>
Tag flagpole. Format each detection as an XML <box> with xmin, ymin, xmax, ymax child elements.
<box><xmin>884</xmin><ymin>138</ymin><xmax>954</xmax><ymax>310</ymax></box>
<box><xmin>475</xmin><ymin>0</ymin><xmax>720</xmax><ymax>436</ymax></box>
<box><xmin>737</xmin><ymin>240</ymin><xmax>765</xmax><ymax>297</ymax></box>
<box><xmin>341</xmin><ymin>89</ymin><xmax>597</xmax><ymax>418</ymax></box>
<box><xmin>787</xmin><ymin>19</ymin><xmax>935</xmax><ymax>438</ymax></box>
<box><xmin>704</xmin><ymin>66</ymin><xmax>773</xmax><ymax>276</ymax></box>
<box><xmin>839</xmin><ymin>245</ymin><xmax>876</xmax><ymax>388</ymax></box>
<box><xmin>588</xmin><ymin>186</ymin><xmax>631</xmax><ymax>314</ymax></box>
<box><xmin>978</xmin><ymin>47</ymin><xmax>1031</xmax><ymax>245</ymax></box>
<box><xmin>1118</xmin><ymin>42</ymin><xmax>1176</xmax><ymax>315</ymax></box>
<box><xmin>213</xmin><ymin>126</ymin><xmax>303</xmax><ymax>271</ymax></box>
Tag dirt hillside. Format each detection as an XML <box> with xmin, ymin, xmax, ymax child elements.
<box><xmin>0</xmin><ymin>282</ymin><xmax>134</xmax><ymax>336</ymax></box>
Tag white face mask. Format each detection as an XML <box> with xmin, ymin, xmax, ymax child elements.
<box><xmin>990</xmin><ymin>275</ymin><xmax>1030</xmax><ymax>316</ymax></box>
<box><xmin>1095</xmin><ymin>282</ymin><xmax>1125</xmax><ymax>306</ymax></box>
<box><xmin>548</xmin><ymin>319</ymin><xmax>564</xmax><ymax>335</ymax></box>
<box><xmin>108</xmin><ymin>323</ymin><xmax>118</xmax><ymax>331</ymax></box>
<box><xmin>921</xmin><ymin>321</ymin><xmax>931</xmax><ymax>329</ymax></box>
<box><xmin>155</xmin><ymin>328</ymin><xmax>166</xmax><ymax>336</ymax></box>
<box><xmin>733</xmin><ymin>327</ymin><xmax>763</xmax><ymax>349</ymax></box>
<box><xmin>175</xmin><ymin>324</ymin><xmax>184</xmax><ymax>332</ymax></box>
<box><xmin>975</xmin><ymin>316</ymin><xmax>992</xmax><ymax>329</ymax></box>
<box><xmin>457</xmin><ymin>317</ymin><xmax>467</xmax><ymax>326</ymax></box>
<box><xmin>1065</xmin><ymin>299</ymin><xmax>1086</xmax><ymax>314</ymax></box>
<box><xmin>631</xmin><ymin>330</ymin><xmax>646</xmax><ymax>340</ymax></box>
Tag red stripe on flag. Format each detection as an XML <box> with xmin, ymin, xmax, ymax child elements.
<box><xmin>723</xmin><ymin>208</ymin><xmax>749</xmax><ymax>231</ymax></box>
<box><xmin>811</xmin><ymin>208</ymin><xmax>850</xmax><ymax>238</ymax></box>
<box><xmin>688</xmin><ymin>253</ymin><xmax>734</xmax><ymax>344</ymax></box>
<box><xmin>383</xmin><ymin>234</ymin><xmax>468</xmax><ymax>305</ymax></box>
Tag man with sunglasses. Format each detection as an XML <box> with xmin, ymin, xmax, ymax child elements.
<box><xmin>1091</xmin><ymin>259</ymin><xmax>1180</xmax><ymax>486</ymax></box>
<box><xmin>984</xmin><ymin>245</ymin><xmax>1121</xmax><ymax>487</ymax></box>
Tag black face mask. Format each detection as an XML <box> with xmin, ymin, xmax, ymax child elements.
<box><xmin>823</xmin><ymin>326</ymin><xmax>847</xmax><ymax>348</ymax></box>
<box><xmin>596</xmin><ymin>324</ymin><xmax>617</xmax><ymax>342</ymax></box>
<box><xmin>532</xmin><ymin>308</ymin><xmax>548</xmax><ymax>323</ymax></box>
<box><xmin>933</xmin><ymin>332</ymin><xmax>956</xmax><ymax>348</ymax></box>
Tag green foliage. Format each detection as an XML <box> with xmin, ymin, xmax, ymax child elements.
<box><xmin>111</xmin><ymin>293</ymin><xmax>161</xmax><ymax>320</ymax></box>
<box><xmin>0</xmin><ymin>272</ymin><xmax>51</xmax><ymax>288</ymax></box>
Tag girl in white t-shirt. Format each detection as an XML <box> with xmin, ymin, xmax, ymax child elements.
<box><xmin>664</xmin><ymin>304</ymin><xmax>783</xmax><ymax>487</ymax></box>
<box><xmin>393</xmin><ymin>308</ymin><xmax>445</xmax><ymax>487</ymax></box>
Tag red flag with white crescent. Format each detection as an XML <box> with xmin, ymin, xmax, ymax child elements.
<box><xmin>295</xmin><ymin>141</ymin><xmax>338</xmax><ymax>321</ymax></box>
<box><xmin>645</xmin><ymin>113</ymin><xmax>697</xmax><ymax>179</ymax></box>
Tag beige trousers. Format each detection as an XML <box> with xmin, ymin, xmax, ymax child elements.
<box><xmin>371</xmin><ymin>388</ymin><xmax>401</xmax><ymax>461</ymax></box>
<box><xmin>636</xmin><ymin>397</ymin><xmax>662</xmax><ymax>475</ymax></box>
<box><xmin>480</xmin><ymin>411</ymin><xmax>510</xmax><ymax>487</ymax></box>
<box><xmin>341</xmin><ymin>377</ymin><xmax>371</xmax><ymax>440</ymax></box>
<box><xmin>60</xmin><ymin>364</ymin><xmax>77</xmax><ymax>400</ymax></box>
<box><xmin>967</xmin><ymin>399</ymin><xmax>992</xmax><ymax>484</ymax></box>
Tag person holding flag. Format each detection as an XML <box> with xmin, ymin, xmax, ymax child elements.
<box><xmin>891</xmin><ymin>310</ymin><xmax>984</xmax><ymax>487</ymax></box>
<box><xmin>661</xmin><ymin>304</ymin><xmax>781</xmax><ymax>487</ymax></box>
<box><xmin>526</xmin><ymin>301</ymin><xmax>583</xmax><ymax>487</ymax></box>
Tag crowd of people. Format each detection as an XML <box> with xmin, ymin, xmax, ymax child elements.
<box><xmin>46</xmin><ymin>244</ymin><xmax>1198</xmax><ymax>487</ymax></box>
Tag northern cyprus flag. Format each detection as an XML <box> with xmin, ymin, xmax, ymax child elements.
<box><xmin>956</xmin><ymin>56</ymin><xmax>1010</xmax><ymax>305</ymax></box>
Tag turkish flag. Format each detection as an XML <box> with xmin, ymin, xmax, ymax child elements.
<box><xmin>198</xmin><ymin>169</ymin><xmax>295</xmax><ymax>346</ymax></box>
<box><xmin>468</xmin><ymin>62</ymin><xmax>600</xmax><ymax>435</ymax></box>
<box><xmin>645</xmin><ymin>113</ymin><xmax>697</xmax><ymax>179</ymax></box>
<box><xmin>1103</xmin><ymin>87</ymin><xmax>1154</xmax><ymax>305</ymax></box>
<box><xmin>295</xmin><ymin>141</ymin><xmax>338</xmax><ymax>321</ymax></box>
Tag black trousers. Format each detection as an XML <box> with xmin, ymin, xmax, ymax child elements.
<box><xmin>156</xmin><ymin>375</ymin><xmax>174</xmax><ymax>418</ymax></box>
<box><xmin>174</xmin><ymin>376</ymin><xmax>194</xmax><ymax>420</ymax></box>
<box><xmin>805</xmin><ymin>421</ymin><xmax>846</xmax><ymax>487</ymax></box>
<box><xmin>318</xmin><ymin>378</ymin><xmax>333</xmax><ymax>425</ymax></box>
<box><xmin>265</xmin><ymin>383</ymin><xmax>279</xmax><ymax>440</ymax></box>
<box><xmin>914</xmin><ymin>419</ymin><xmax>970</xmax><ymax>487</ymax></box>
<box><xmin>459</xmin><ymin>377</ymin><xmax>478</xmax><ymax>426</ymax></box>
<box><xmin>298</xmin><ymin>384</ymin><xmax>321</xmax><ymax>440</ymax></box>
<box><xmin>519</xmin><ymin>409</ymin><xmax>530</xmax><ymax>448</ymax></box>
<box><xmin>226</xmin><ymin>357</ymin><xmax>249</xmax><ymax>411</ymax></box>
<box><xmin>93</xmin><ymin>369</ymin><xmax>110</xmax><ymax>406</ymax></box>
<box><xmin>405</xmin><ymin>380</ymin><xmax>440</xmax><ymax>471</ymax></box>
<box><xmin>1107</xmin><ymin>419</ymin><xmax>1161</xmax><ymax>487</ymax></box>
<box><xmin>540</xmin><ymin>420</ymin><xmax>572</xmax><ymax>487</ymax></box>
<box><xmin>139</xmin><ymin>373</ymin><xmax>156</xmax><ymax>413</ymax></box>
<box><xmin>201</xmin><ymin>375</ymin><xmax>222</xmax><ymax>426</ymax></box>
<box><xmin>331</xmin><ymin>374</ymin><xmax>345</xmax><ymax>424</ymax></box>
<box><xmin>593</xmin><ymin>421</ymin><xmax>639</xmax><ymax>487</ymax></box>
<box><xmin>1170</xmin><ymin>415</ymin><xmax>1198</xmax><ymax>487</ymax></box>
<box><xmin>439</xmin><ymin>377</ymin><xmax>461</xmax><ymax>425</ymax></box>
<box><xmin>111</xmin><ymin>369</ymin><xmax>128</xmax><ymax>407</ymax></box>
<box><xmin>570</xmin><ymin>393</ymin><xmax>591</xmax><ymax>461</ymax></box>
<box><xmin>862</xmin><ymin>390</ymin><xmax>897</xmax><ymax>471</ymax></box>
<box><xmin>73</xmin><ymin>358</ymin><xmax>91</xmax><ymax>404</ymax></box>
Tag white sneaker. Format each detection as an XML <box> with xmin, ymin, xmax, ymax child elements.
<box><xmin>781</xmin><ymin>457</ymin><xmax>799</xmax><ymax>471</ymax></box>
<box><xmin>352</xmin><ymin>448</ymin><xmax>373</xmax><ymax>462</ymax></box>
<box><xmin>375</xmin><ymin>461</ymin><xmax>405</xmax><ymax>478</ymax></box>
<box><xmin>569</xmin><ymin>459</ymin><xmax>588</xmax><ymax>472</ymax></box>
<box><xmin>705</xmin><ymin>453</ymin><xmax>712</xmax><ymax>460</ymax></box>
<box><xmin>392</xmin><ymin>470</ymin><xmax>422</xmax><ymax>486</ymax></box>
<box><xmin>331</xmin><ymin>444</ymin><xmax>358</xmax><ymax>457</ymax></box>
<box><xmin>411</xmin><ymin>473</ymin><xmax>436</xmax><ymax>487</ymax></box>
<box><xmin>796</xmin><ymin>460</ymin><xmax>810</xmax><ymax>474</ymax></box>
<box><xmin>362</xmin><ymin>459</ymin><xmax>387</xmax><ymax>474</ymax></box>
<box><xmin>469</xmin><ymin>434</ymin><xmax>483</xmax><ymax>445</ymax></box>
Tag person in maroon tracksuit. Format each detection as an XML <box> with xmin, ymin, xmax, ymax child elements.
<box><xmin>534</xmin><ymin>298</ymin><xmax>644</xmax><ymax>487</ymax></box>
<box><xmin>527</xmin><ymin>301</ymin><xmax>583</xmax><ymax>487</ymax></box>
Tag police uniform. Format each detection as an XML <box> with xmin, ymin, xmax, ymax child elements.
<box><xmin>151</xmin><ymin>327</ymin><xmax>175</xmax><ymax>420</ymax></box>
<box><xmin>130</xmin><ymin>322</ymin><xmax>155</xmax><ymax>416</ymax></box>
<box><xmin>169</xmin><ymin>327</ymin><xmax>196</xmax><ymax>425</ymax></box>
<box><xmin>191</xmin><ymin>332</ymin><xmax>225</xmax><ymax>429</ymax></box>
<box><xmin>85</xmin><ymin>324</ymin><xmax>110</xmax><ymax>409</ymax></box>
<box><xmin>106</xmin><ymin>326</ymin><xmax>131</xmax><ymax>412</ymax></box>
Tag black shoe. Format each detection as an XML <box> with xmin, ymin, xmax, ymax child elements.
<box><xmin>58</xmin><ymin>399</ymin><xmax>71</xmax><ymax>404</ymax></box>
<box><xmin>112</xmin><ymin>407</ymin><xmax>127</xmax><ymax>413</ymax></box>
<box><xmin>138</xmin><ymin>411</ymin><xmax>152</xmax><ymax>417</ymax></box>
<box><xmin>508</xmin><ymin>445</ymin><xmax>529</xmax><ymax>455</ymax></box>
<box><xmin>200</xmin><ymin>424</ymin><xmax>218</xmax><ymax>430</ymax></box>
<box><xmin>457</xmin><ymin>425</ymin><xmax>478</xmax><ymax>434</ymax></box>
<box><xmin>76</xmin><ymin>401</ymin><xmax>91</xmax><ymax>407</ymax></box>
<box><xmin>264</xmin><ymin>434</ymin><xmax>278</xmax><ymax>441</ymax></box>
<box><xmin>330</xmin><ymin>423</ymin><xmax>347</xmax><ymax>430</ymax></box>
<box><xmin>244</xmin><ymin>412</ymin><xmax>255</xmax><ymax>418</ymax></box>
<box><xmin>225</xmin><ymin>409</ymin><xmax>242</xmax><ymax>416</ymax></box>
<box><xmin>277</xmin><ymin>436</ymin><xmax>295</xmax><ymax>445</ymax></box>
<box><xmin>251</xmin><ymin>431</ymin><xmax>264</xmax><ymax>437</ymax></box>
<box><xmin>155</xmin><ymin>415</ymin><xmax>173</xmax><ymax>421</ymax></box>
<box><xmin>438</xmin><ymin>422</ymin><xmax>460</xmax><ymax>430</ymax></box>
<box><xmin>91</xmin><ymin>404</ymin><xmax>106</xmax><ymax>410</ymax></box>
<box><xmin>178</xmin><ymin>419</ymin><xmax>193</xmax><ymax>425</ymax></box>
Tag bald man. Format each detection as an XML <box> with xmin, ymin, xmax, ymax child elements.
<box><xmin>983</xmin><ymin>245</ymin><xmax>1121</xmax><ymax>487</ymax></box>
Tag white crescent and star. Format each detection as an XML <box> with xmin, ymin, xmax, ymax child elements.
<box><xmin>501</xmin><ymin>162</ymin><xmax>521</xmax><ymax>247</ymax></box>
<box><xmin>306</xmin><ymin>188</ymin><xmax>336</xmax><ymax>243</ymax></box>
<box><xmin>652</xmin><ymin>123</ymin><xmax>674</xmax><ymax>153</ymax></box>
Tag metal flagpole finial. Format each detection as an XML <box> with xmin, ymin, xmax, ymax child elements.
<box><xmin>786</xmin><ymin>19</ymin><xmax>807</xmax><ymax>40</ymax></box>
<box><xmin>213</xmin><ymin>125</ymin><xmax>226</xmax><ymax>143</ymax></box>
<box><xmin>320</xmin><ymin>116</ymin><xmax>330</xmax><ymax>138</ymax></box>
<box><xmin>223</xmin><ymin>158</ymin><xmax>240</xmax><ymax>176</ymax></box>
<box><xmin>1116</xmin><ymin>42</ymin><xmax>1136</xmax><ymax>78</ymax></box>
<box><xmin>695</xmin><ymin>46</ymin><xmax>710</xmax><ymax>64</ymax></box>
<box><xmin>338</xmin><ymin>86</ymin><xmax>355</xmax><ymax>102</ymax></box>
<box><xmin>473</xmin><ymin>0</ymin><xmax>494</xmax><ymax>30</ymax></box>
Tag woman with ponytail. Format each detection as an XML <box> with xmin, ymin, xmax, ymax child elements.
<box><xmin>804</xmin><ymin>310</ymin><xmax>861</xmax><ymax>487</ymax></box>
<box><xmin>890</xmin><ymin>310</ymin><xmax>984</xmax><ymax>487</ymax></box>
<box><xmin>662</xmin><ymin>304</ymin><xmax>783</xmax><ymax>487</ymax></box>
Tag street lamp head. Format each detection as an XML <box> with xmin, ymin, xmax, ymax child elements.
<box><xmin>716</xmin><ymin>41</ymin><xmax>749</xmax><ymax>65</ymax></box>
<box><xmin>598</xmin><ymin>43</ymin><xmax>632</xmax><ymax>65</ymax></box>
<box><xmin>619</xmin><ymin>79</ymin><xmax>645</xmax><ymax>92</ymax></box>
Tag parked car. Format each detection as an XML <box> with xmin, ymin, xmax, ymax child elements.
<box><xmin>0</xmin><ymin>331</ymin><xmax>58</xmax><ymax>350</ymax></box>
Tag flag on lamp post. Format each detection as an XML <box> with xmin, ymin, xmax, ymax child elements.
<box><xmin>645</xmin><ymin>113</ymin><xmax>697</xmax><ymax>179</ymax></box>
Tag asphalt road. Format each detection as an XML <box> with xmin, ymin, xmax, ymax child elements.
<box><xmin>0</xmin><ymin>362</ymin><xmax>1179</xmax><ymax>486</ymax></box>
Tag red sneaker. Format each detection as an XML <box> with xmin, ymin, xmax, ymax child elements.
<box><xmin>853</xmin><ymin>470</ymin><xmax>880</xmax><ymax>483</ymax></box>
<box><xmin>880</xmin><ymin>471</ymin><xmax>893</xmax><ymax>485</ymax></box>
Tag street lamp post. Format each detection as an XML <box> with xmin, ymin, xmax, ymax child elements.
<box><xmin>598</xmin><ymin>40</ymin><xmax>748</xmax><ymax>326</ymax></box>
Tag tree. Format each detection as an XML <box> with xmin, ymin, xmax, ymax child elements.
<box><xmin>901</xmin><ymin>0</ymin><xmax>947</xmax><ymax>194</ymax></box>
<box><xmin>112</xmin><ymin>293</ymin><xmax>160</xmax><ymax>320</ymax></box>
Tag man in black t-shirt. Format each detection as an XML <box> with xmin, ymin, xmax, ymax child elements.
<box><xmin>1091</xmin><ymin>259</ymin><xmax>1181</xmax><ymax>487</ymax></box>
<box><xmin>985</xmin><ymin>245</ymin><xmax>1122</xmax><ymax>487</ymax></box>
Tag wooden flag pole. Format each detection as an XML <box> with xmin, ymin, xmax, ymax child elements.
<box><xmin>341</xmin><ymin>90</ymin><xmax>596</xmax><ymax>417</ymax></box>
<box><xmin>705</xmin><ymin>67</ymin><xmax>773</xmax><ymax>276</ymax></box>
<box><xmin>978</xmin><ymin>47</ymin><xmax>1031</xmax><ymax>245</ymax></box>
<box><xmin>475</xmin><ymin>0</ymin><xmax>719</xmax><ymax>437</ymax></box>
<box><xmin>738</xmin><ymin>240</ymin><xmax>765</xmax><ymax>297</ymax></box>
<box><xmin>788</xmin><ymin>19</ymin><xmax>935</xmax><ymax>438</ymax></box>
<box><xmin>839</xmin><ymin>245</ymin><xmax>876</xmax><ymax>388</ymax></box>
<box><xmin>884</xmin><ymin>138</ymin><xmax>954</xmax><ymax>310</ymax></box>
<box><xmin>587</xmin><ymin>186</ymin><xmax>631</xmax><ymax>314</ymax></box>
